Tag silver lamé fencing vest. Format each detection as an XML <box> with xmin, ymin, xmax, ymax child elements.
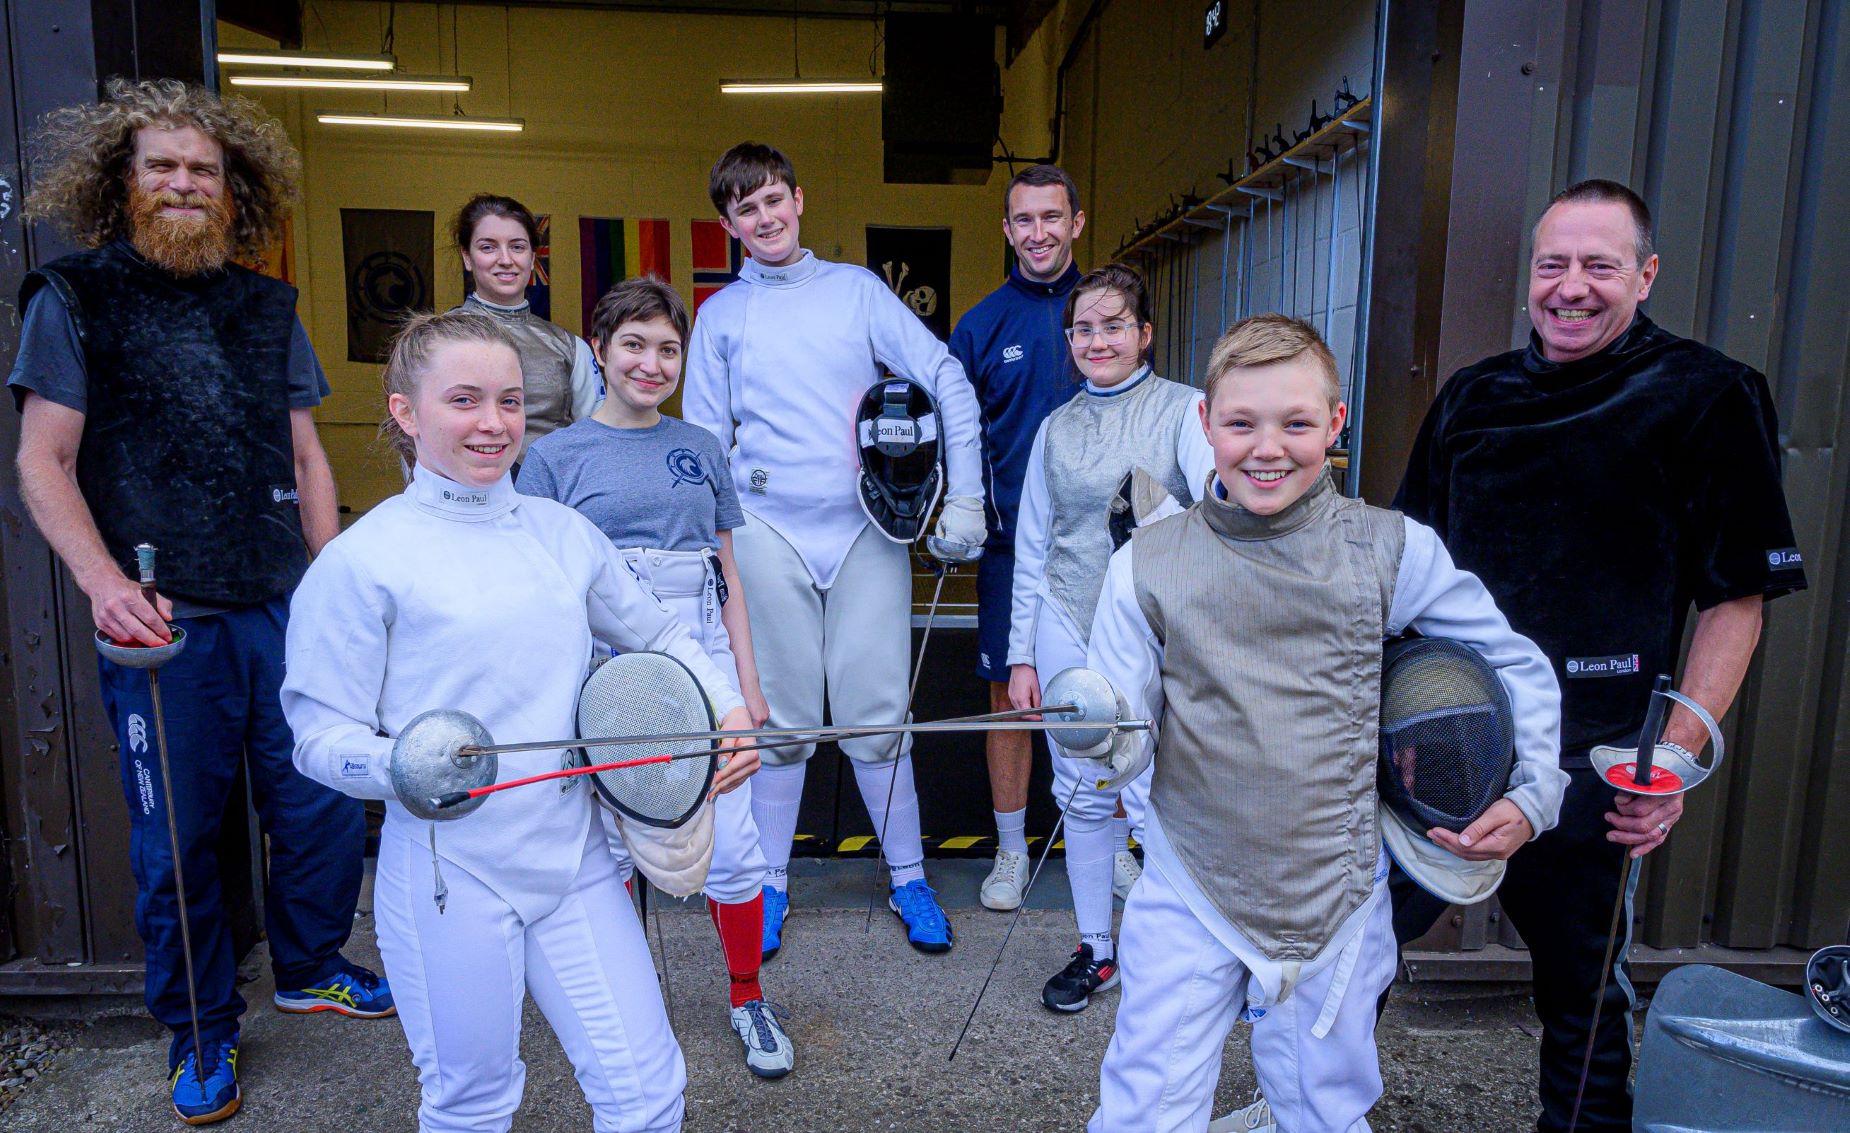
<box><xmin>1041</xmin><ymin>371</ymin><xmax>1200</xmax><ymax>640</ymax></box>
<box><xmin>1132</xmin><ymin>468</ymin><xmax>1404</xmax><ymax>964</ymax></box>
<box><xmin>459</xmin><ymin>295</ymin><xmax>579</xmax><ymax>456</ymax></box>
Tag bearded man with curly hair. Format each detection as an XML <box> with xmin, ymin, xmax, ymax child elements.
<box><xmin>8</xmin><ymin>79</ymin><xmax>389</xmax><ymax>1126</ymax></box>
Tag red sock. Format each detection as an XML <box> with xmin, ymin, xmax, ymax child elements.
<box><xmin>624</xmin><ymin>877</ymin><xmax>634</xmax><ymax>899</ymax></box>
<box><xmin>708</xmin><ymin>893</ymin><xmax>764</xmax><ymax>1008</ymax></box>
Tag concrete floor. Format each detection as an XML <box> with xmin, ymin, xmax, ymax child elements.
<box><xmin>0</xmin><ymin>859</ymin><xmax>1547</xmax><ymax>1131</ymax></box>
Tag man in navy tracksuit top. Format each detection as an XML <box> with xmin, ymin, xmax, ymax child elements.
<box><xmin>950</xmin><ymin>164</ymin><xmax>1110</xmax><ymax>912</ymax></box>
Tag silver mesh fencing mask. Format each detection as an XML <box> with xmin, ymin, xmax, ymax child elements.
<box><xmin>1377</xmin><ymin>635</ymin><xmax>1517</xmax><ymax>905</ymax></box>
<box><xmin>576</xmin><ymin>651</ymin><xmax>716</xmax><ymax>828</ymax></box>
<box><xmin>856</xmin><ymin>377</ymin><xmax>944</xmax><ymax>543</ymax></box>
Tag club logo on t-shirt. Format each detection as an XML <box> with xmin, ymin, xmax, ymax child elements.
<box><xmin>1767</xmin><ymin>547</ymin><xmax>1803</xmax><ymax>568</ymax></box>
<box><xmin>666</xmin><ymin>447</ymin><xmax>708</xmax><ymax>488</ymax></box>
<box><xmin>1565</xmin><ymin>653</ymin><xmax>1642</xmax><ymax>678</ymax></box>
<box><xmin>749</xmin><ymin>468</ymin><xmax>769</xmax><ymax>494</ymax></box>
<box><xmin>1002</xmin><ymin>344</ymin><xmax>1024</xmax><ymax>364</ymax></box>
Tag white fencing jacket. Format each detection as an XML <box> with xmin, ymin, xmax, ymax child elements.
<box><xmin>684</xmin><ymin>250</ymin><xmax>984</xmax><ymax>588</ymax></box>
<box><xmin>283</xmin><ymin>467</ymin><xmax>745</xmax><ymax>920</ymax></box>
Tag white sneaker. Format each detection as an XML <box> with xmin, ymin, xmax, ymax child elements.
<box><xmin>1112</xmin><ymin>850</ymin><xmax>1143</xmax><ymax>902</ymax></box>
<box><xmin>980</xmin><ymin>849</ymin><xmax>1029</xmax><ymax>911</ymax></box>
<box><xmin>1207</xmin><ymin>1093</ymin><xmax>1276</xmax><ymax>1132</ymax></box>
<box><xmin>729</xmin><ymin>999</ymin><xmax>794</xmax><ymax>1079</ymax></box>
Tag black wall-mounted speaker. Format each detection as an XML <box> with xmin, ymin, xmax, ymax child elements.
<box><xmin>882</xmin><ymin>14</ymin><xmax>1001</xmax><ymax>185</ymax></box>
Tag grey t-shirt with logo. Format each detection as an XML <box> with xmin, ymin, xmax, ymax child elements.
<box><xmin>516</xmin><ymin>415</ymin><xmax>744</xmax><ymax>551</ymax></box>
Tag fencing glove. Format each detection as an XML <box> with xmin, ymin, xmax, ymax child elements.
<box><xmin>928</xmin><ymin>496</ymin><xmax>987</xmax><ymax>563</ymax></box>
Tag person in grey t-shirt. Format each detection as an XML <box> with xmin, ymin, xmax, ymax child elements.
<box><xmin>515</xmin><ymin>276</ymin><xmax>794</xmax><ymax>1081</ymax></box>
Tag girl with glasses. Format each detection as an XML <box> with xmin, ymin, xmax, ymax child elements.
<box><xmin>1006</xmin><ymin>263</ymin><xmax>1216</xmax><ymax>1013</ymax></box>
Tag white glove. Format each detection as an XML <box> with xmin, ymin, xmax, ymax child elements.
<box><xmin>928</xmin><ymin>496</ymin><xmax>987</xmax><ymax>563</ymax></box>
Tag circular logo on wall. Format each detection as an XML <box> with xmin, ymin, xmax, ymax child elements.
<box><xmin>351</xmin><ymin>251</ymin><xmax>428</xmax><ymax>322</ymax></box>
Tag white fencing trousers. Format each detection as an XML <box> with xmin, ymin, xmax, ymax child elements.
<box><xmin>733</xmin><ymin>516</ymin><xmax>912</xmax><ymax>766</ymax></box>
<box><xmin>605</xmin><ymin>550</ymin><xmax>767</xmax><ymax>903</ymax></box>
<box><xmin>375</xmin><ymin>822</ymin><xmax>686</xmax><ymax>1133</ymax></box>
<box><xmin>1090</xmin><ymin>855</ymin><xmax>1397</xmax><ymax>1133</ymax></box>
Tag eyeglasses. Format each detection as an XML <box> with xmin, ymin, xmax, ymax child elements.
<box><xmin>1065</xmin><ymin>322</ymin><xmax>1137</xmax><ymax>345</ymax></box>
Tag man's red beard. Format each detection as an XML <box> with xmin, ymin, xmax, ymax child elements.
<box><xmin>127</xmin><ymin>183</ymin><xmax>237</xmax><ymax>276</ymax></box>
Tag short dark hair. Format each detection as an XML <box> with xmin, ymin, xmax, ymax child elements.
<box><xmin>1538</xmin><ymin>179</ymin><xmax>1654</xmax><ymax>263</ymax></box>
<box><xmin>1064</xmin><ymin>263</ymin><xmax>1154</xmax><ymax>368</ymax></box>
<box><xmin>1004</xmin><ymin>164</ymin><xmax>1080</xmax><ymax>217</ymax></box>
<box><xmin>453</xmin><ymin>193</ymin><xmax>540</xmax><ymax>249</ymax></box>
<box><xmin>708</xmin><ymin>142</ymin><xmax>797</xmax><ymax>216</ymax></box>
<box><xmin>588</xmin><ymin>275</ymin><xmax>689</xmax><ymax>351</ymax></box>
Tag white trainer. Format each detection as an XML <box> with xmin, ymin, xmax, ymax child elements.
<box><xmin>1207</xmin><ymin>1093</ymin><xmax>1276</xmax><ymax>1132</ymax></box>
<box><xmin>729</xmin><ymin>999</ymin><xmax>794</xmax><ymax>1079</ymax></box>
<box><xmin>980</xmin><ymin>849</ymin><xmax>1029</xmax><ymax>911</ymax></box>
<box><xmin>1112</xmin><ymin>850</ymin><xmax>1143</xmax><ymax>902</ymax></box>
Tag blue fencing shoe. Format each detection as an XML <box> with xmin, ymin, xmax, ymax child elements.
<box><xmin>888</xmin><ymin>879</ymin><xmax>953</xmax><ymax>953</ymax></box>
<box><xmin>762</xmin><ymin>887</ymin><xmax>790</xmax><ymax>961</ymax></box>
<box><xmin>170</xmin><ymin>1036</ymin><xmax>239</xmax><ymax>1125</ymax></box>
<box><xmin>274</xmin><ymin>962</ymin><xmax>396</xmax><ymax>1018</ymax></box>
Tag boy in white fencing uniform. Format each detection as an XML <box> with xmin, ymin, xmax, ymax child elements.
<box><xmin>284</xmin><ymin>311</ymin><xmax>756</xmax><ymax>1133</ymax></box>
<box><xmin>520</xmin><ymin>276</ymin><xmax>793</xmax><ymax>1079</ymax></box>
<box><xmin>684</xmin><ymin>142</ymin><xmax>987</xmax><ymax>955</ymax></box>
<box><xmin>1086</xmin><ymin>316</ymin><xmax>1563</xmax><ymax>1132</ymax></box>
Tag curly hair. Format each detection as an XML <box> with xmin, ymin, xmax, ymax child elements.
<box><xmin>25</xmin><ymin>77</ymin><xmax>300</xmax><ymax>257</ymax></box>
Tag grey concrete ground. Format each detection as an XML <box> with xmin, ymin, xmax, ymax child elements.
<box><xmin>1</xmin><ymin>860</ymin><xmax>1546</xmax><ymax>1131</ymax></box>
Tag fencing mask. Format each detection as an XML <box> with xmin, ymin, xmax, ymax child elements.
<box><xmin>1377</xmin><ymin>635</ymin><xmax>1517</xmax><ymax>906</ymax></box>
<box><xmin>856</xmin><ymin>377</ymin><xmax>944</xmax><ymax>543</ymax></box>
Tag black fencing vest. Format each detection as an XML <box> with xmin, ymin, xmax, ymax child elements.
<box><xmin>22</xmin><ymin>241</ymin><xmax>308</xmax><ymax>605</ymax></box>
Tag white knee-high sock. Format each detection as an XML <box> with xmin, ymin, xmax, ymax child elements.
<box><xmin>1065</xmin><ymin>812</ymin><xmax>1116</xmax><ymax>959</ymax></box>
<box><xmin>851</xmin><ymin>754</ymin><xmax>925</xmax><ymax>886</ymax></box>
<box><xmin>750</xmin><ymin>761</ymin><xmax>807</xmax><ymax>893</ymax></box>
<box><xmin>1112</xmin><ymin>813</ymin><xmax>1131</xmax><ymax>856</ymax></box>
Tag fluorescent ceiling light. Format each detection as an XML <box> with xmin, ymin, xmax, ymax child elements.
<box><xmin>721</xmin><ymin>80</ymin><xmax>883</xmax><ymax>94</ymax></box>
<box><xmin>218</xmin><ymin>50</ymin><xmax>396</xmax><ymax>71</ymax></box>
<box><xmin>317</xmin><ymin>112</ymin><xmax>524</xmax><ymax>132</ymax></box>
<box><xmin>232</xmin><ymin>73</ymin><xmax>471</xmax><ymax>93</ymax></box>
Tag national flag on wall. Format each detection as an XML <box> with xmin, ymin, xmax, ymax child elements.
<box><xmin>867</xmin><ymin>225</ymin><xmax>952</xmax><ymax>341</ymax></box>
<box><xmin>579</xmin><ymin>217</ymin><xmax>671</xmax><ymax>331</ymax></box>
<box><xmin>238</xmin><ymin>216</ymin><xmax>295</xmax><ymax>284</ymax></box>
<box><xmin>462</xmin><ymin>213</ymin><xmax>552</xmax><ymax>320</ymax></box>
<box><xmin>343</xmin><ymin>207</ymin><xmax>434</xmax><ymax>363</ymax></box>
<box><xmin>691</xmin><ymin>219</ymin><xmax>746</xmax><ymax>311</ymax></box>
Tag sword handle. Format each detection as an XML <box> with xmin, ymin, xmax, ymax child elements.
<box><xmin>135</xmin><ymin>542</ymin><xmax>158</xmax><ymax>606</ymax></box>
<box><xmin>1633</xmin><ymin>674</ymin><xmax>1673</xmax><ymax>786</ymax></box>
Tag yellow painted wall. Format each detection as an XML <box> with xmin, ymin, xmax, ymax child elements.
<box><xmin>221</xmin><ymin>5</ymin><xmax>1020</xmax><ymax>513</ymax></box>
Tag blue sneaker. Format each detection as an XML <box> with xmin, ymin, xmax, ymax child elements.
<box><xmin>888</xmin><ymin>879</ymin><xmax>953</xmax><ymax>953</ymax></box>
<box><xmin>170</xmin><ymin>1036</ymin><xmax>239</xmax><ymax>1125</ymax></box>
<box><xmin>762</xmin><ymin>887</ymin><xmax>789</xmax><ymax>961</ymax></box>
<box><xmin>274</xmin><ymin>962</ymin><xmax>396</xmax><ymax>1018</ymax></box>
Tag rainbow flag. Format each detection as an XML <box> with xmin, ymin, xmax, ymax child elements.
<box><xmin>580</xmin><ymin>217</ymin><xmax>670</xmax><ymax>331</ymax></box>
<box><xmin>691</xmin><ymin>219</ymin><xmax>745</xmax><ymax>311</ymax></box>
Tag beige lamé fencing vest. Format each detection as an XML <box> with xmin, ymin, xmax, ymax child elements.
<box><xmin>1132</xmin><ymin>468</ymin><xmax>1403</xmax><ymax>964</ymax></box>
<box><xmin>1041</xmin><ymin>372</ymin><xmax>1200</xmax><ymax>640</ymax></box>
<box><xmin>459</xmin><ymin>295</ymin><xmax>578</xmax><ymax>456</ymax></box>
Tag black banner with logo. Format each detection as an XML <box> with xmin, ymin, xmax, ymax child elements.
<box><xmin>866</xmin><ymin>225</ymin><xmax>952</xmax><ymax>341</ymax></box>
<box><xmin>342</xmin><ymin>208</ymin><xmax>434</xmax><ymax>362</ymax></box>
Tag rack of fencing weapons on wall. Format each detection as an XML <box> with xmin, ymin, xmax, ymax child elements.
<box><xmin>1115</xmin><ymin>96</ymin><xmax>1373</xmax><ymax>482</ymax></box>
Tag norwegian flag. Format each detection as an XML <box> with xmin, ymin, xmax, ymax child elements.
<box><xmin>691</xmin><ymin>219</ymin><xmax>745</xmax><ymax>311</ymax></box>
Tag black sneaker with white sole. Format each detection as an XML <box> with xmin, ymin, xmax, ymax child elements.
<box><xmin>1041</xmin><ymin>943</ymin><xmax>1119</xmax><ymax>1013</ymax></box>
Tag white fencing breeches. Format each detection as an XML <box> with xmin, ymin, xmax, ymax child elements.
<box><xmin>375</xmin><ymin>823</ymin><xmax>686</xmax><ymax>1133</ymax></box>
<box><xmin>604</xmin><ymin>551</ymin><xmax>767</xmax><ymax>903</ymax></box>
<box><xmin>733</xmin><ymin>516</ymin><xmax>911</xmax><ymax>766</ymax></box>
<box><xmin>1090</xmin><ymin>854</ymin><xmax>1396</xmax><ymax>1133</ymax></box>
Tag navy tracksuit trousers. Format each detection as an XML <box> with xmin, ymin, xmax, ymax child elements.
<box><xmin>1391</xmin><ymin>765</ymin><xmax>1639</xmax><ymax>1132</ymax></box>
<box><xmin>97</xmin><ymin>596</ymin><xmax>366</xmax><ymax>1070</ymax></box>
